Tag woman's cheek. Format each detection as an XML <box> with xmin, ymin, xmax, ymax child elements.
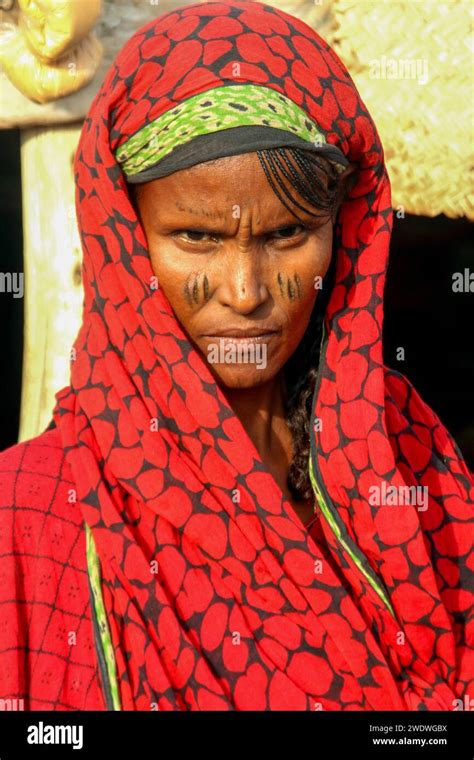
<box><xmin>148</xmin><ymin>240</ymin><xmax>192</xmax><ymax>307</ymax></box>
<box><xmin>276</xmin><ymin>239</ymin><xmax>331</xmax><ymax>309</ymax></box>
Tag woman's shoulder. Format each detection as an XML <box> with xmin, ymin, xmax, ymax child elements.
<box><xmin>0</xmin><ymin>424</ymin><xmax>74</xmax><ymax>506</ymax></box>
<box><xmin>0</xmin><ymin>425</ymin><xmax>86</xmax><ymax>555</ymax></box>
<box><xmin>0</xmin><ymin>427</ymin><xmax>104</xmax><ymax>710</ymax></box>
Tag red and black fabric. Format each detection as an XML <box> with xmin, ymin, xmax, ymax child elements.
<box><xmin>1</xmin><ymin>0</ymin><xmax>473</xmax><ymax>711</ymax></box>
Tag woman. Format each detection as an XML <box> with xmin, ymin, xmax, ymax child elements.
<box><xmin>0</xmin><ymin>0</ymin><xmax>472</xmax><ymax>711</ymax></box>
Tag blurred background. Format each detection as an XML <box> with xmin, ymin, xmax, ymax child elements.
<box><xmin>0</xmin><ymin>0</ymin><xmax>472</xmax><ymax>465</ymax></box>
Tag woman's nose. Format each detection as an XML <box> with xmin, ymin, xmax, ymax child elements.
<box><xmin>215</xmin><ymin>247</ymin><xmax>269</xmax><ymax>314</ymax></box>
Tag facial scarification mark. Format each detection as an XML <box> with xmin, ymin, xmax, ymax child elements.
<box><xmin>184</xmin><ymin>273</ymin><xmax>210</xmax><ymax>305</ymax></box>
<box><xmin>192</xmin><ymin>278</ymin><xmax>199</xmax><ymax>304</ymax></box>
<box><xmin>184</xmin><ymin>276</ymin><xmax>195</xmax><ymax>305</ymax></box>
<box><xmin>287</xmin><ymin>277</ymin><xmax>295</xmax><ymax>300</ymax></box>
<box><xmin>175</xmin><ymin>200</ymin><xmax>225</xmax><ymax>219</ymax></box>
<box><xmin>277</xmin><ymin>272</ymin><xmax>302</xmax><ymax>301</ymax></box>
<box><xmin>295</xmin><ymin>272</ymin><xmax>302</xmax><ymax>299</ymax></box>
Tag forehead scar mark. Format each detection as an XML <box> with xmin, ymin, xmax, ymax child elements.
<box><xmin>175</xmin><ymin>200</ymin><xmax>226</xmax><ymax>219</ymax></box>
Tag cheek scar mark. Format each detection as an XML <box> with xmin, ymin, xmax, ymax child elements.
<box><xmin>184</xmin><ymin>281</ymin><xmax>193</xmax><ymax>305</ymax></box>
<box><xmin>287</xmin><ymin>277</ymin><xmax>295</xmax><ymax>301</ymax></box>
<box><xmin>294</xmin><ymin>272</ymin><xmax>302</xmax><ymax>299</ymax></box>
<box><xmin>277</xmin><ymin>272</ymin><xmax>302</xmax><ymax>301</ymax></box>
<box><xmin>184</xmin><ymin>273</ymin><xmax>211</xmax><ymax>305</ymax></box>
<box><xmin>277</xmin><ymin>272</ymin><xmax>284</xmax><ymax>297</ymax></box>
<box><xmin>192</xmin><ymin>278</ymin><xmax>199</xmax><ymax>304</ymax></box>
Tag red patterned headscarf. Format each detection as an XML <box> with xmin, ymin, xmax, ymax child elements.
<box><xmin>52</xmin><ymin>0</ymin><xmax>474</xmax><ymax>710</ymax></box>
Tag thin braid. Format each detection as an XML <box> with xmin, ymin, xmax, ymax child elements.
<box><xmin>290</xmin><ymin>150</ymin><xmax>341</xmax><ymax>210</ymax></box>
<box><xmin>256</xmin><ymin>150</ymin><xmax>308</xmax><ymax>221</ymax></box>
<box><xmin>264</xmin><ymin>150</ymin><xmax>323</xmax><ymax>218</ymax></box>
<box><xmin>257</xmin><ymin>147</ymin><xmax>342</xmax><ymax>223</ymax></box>
<box><xmin>279</xmin><ymin>155</ymin><xmax>327</xmax><ymax>211</ymax></box>
<box><xmin>275</xmin><ymin>148</ymin><xmax>335</xmax><ymax>212</ymax></box>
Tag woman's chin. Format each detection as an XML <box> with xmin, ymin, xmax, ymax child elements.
<box><xmin>193</xmin><ymin>335</ymin><xmax>285</xmax><ymax>389</ymax></box>
<box><xmin>207</xmin><ymin>362</ymin><xmax>279</xmax><ymax>390</ymax></box>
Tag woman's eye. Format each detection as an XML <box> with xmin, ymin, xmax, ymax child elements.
<box><xmin>181</xmin><ymin>230</ymin><xmax>212</xmax><ymax>242</ymax></box>
<box><xmin>271</xmin><ymin>225</ymin><xmax>305</xmax><ymax>240</ymax></box>
<box><xmin>176</xmin><ymin>225</ymin><xmax>308</xmax><ymax>245</ymax></box>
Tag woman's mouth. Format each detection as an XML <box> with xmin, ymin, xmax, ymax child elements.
<box><xmin>201</xmin><ymin>333</ymin><xmax>280</xmax><ymax>345</ymax></box>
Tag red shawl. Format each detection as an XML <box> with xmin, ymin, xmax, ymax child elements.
<box><xmin>1</xmin><ymin>0</ymin><xmax>473</xmax><ymax>711</ymax></box>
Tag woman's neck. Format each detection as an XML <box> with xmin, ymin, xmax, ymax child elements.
<box><xmin>222</xmin><ymin>373</ymin><xmax>315</xmax><ymax>526</ymax></box>
<box><xmin>222</xmin><ymin>372</ymin><xmax>289</xmax><ymax>460</ymax></box>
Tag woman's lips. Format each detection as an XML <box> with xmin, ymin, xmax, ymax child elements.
<box><xmin>202</xmin><ymin>333</ymin><xmax>279</xmax><ymax>344</ymax></box>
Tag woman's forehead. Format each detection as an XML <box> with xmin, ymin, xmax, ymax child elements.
<box><xmin>133</xmin><ymin>151</ymin><xmax>329</xmax><ymax>210</ymax></box>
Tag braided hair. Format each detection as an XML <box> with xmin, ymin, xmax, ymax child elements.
<box><xmin>256</xmin><ymin>147</ymin><xmax>351</xmax><ymax>502</ymax></box>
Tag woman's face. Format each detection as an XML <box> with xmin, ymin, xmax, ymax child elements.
<box><xmin>133</xmin><ymin>152</ymin><xmax>335</xmax><ymax>390</ymax></box>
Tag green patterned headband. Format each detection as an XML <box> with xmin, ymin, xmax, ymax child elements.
<box><xmin>115</xmin><ymin>83</ymin><xmax>347</xmax><ymax>180</ymax></box>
